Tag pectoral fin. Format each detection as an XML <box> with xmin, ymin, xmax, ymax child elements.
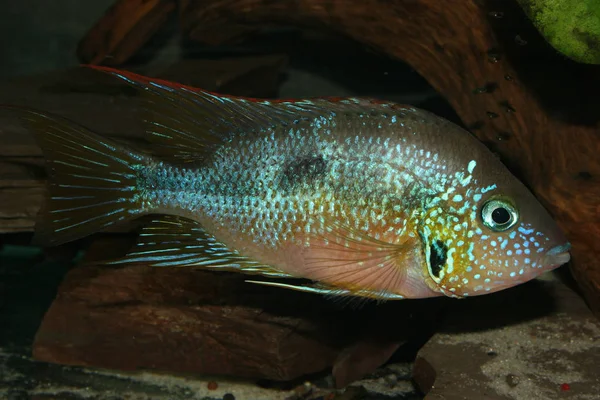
<box><xmin>297</xmin><ymin>220</ymin><xmax>416</xmax><ymax>299</ymax></box>
<box><xmin>245</xmin><ymin>279</ymin><xmax>405</xmax><ymax>301</ymax></box>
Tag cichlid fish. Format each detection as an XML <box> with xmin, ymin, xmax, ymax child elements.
<box><xmin>7</xmin><ymin>66</ymin><xmax>571</xmax><ymax>300</ymax></box>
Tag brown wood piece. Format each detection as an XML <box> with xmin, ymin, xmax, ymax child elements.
<box><xmin>77</xmin><ymin>0</ymin><xmax>177</xmax><ymax>65</ymax></box>
<box><xmin>177</xmin><ymin>0</ymin><xmax>600</xmax><ymax>316</ymax></box>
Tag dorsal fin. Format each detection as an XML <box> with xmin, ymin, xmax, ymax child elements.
<box><xmin>106</xmin><ymin>215</ymin><xmax>290</xmax><ymax>278</ymax></box>
<box><xmin>86</xmin><ymin>66</ymin><xmax>412</xmax><ymax>163</ymax></box>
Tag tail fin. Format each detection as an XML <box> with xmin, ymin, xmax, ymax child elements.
<box><xmin>8</xmin><ymin>107</ymin><xmax>148</xmax><ymax>246</ymax></box>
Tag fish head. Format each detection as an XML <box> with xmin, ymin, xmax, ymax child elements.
<box><xmin>418</xmin><ymin>179</ymin><xmax>570</xmax><ymax>299</ymax></box>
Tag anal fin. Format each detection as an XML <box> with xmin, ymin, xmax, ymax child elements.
<box><xmin>107</xmin><ymin>215</ymin><xmax>291</xmax><ymax>278</ymax></box>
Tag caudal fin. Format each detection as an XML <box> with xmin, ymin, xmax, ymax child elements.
<box><xmin>9</xmin><ymin>107</ymin><xmax>149</xmax><ymax>246</ymax></box>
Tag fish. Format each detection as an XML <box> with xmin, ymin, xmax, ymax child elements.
<box><xmin>5</xmin><ymin>66</ymin><xmax>571</xmax><ymax>301</ymax></box>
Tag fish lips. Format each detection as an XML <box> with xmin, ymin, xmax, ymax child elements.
<box><xmin>543</xmin><ymin>242</ymin><xmax>571</xmax><ymax>267</ymax></box>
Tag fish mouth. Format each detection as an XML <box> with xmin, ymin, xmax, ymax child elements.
<box><xmin>543</xmin><ymin>242</ymin><xmax>571</xmax><ymax>267</ymax></box>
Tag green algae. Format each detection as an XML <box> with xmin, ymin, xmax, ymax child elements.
<box><xmin>517</xmin><ymin>0</ymin><xmax>600</xmax><ymax>64</ymax></box>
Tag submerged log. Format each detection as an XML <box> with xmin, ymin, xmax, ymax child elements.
<box><xmin>175</xmin><ymin>0</ymin><xmax>600</xmax><ymax>316</ymax></box>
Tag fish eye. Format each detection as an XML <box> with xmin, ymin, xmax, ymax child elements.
<box><xmin>481</xmin><ymin>198</ymin><xmax>518</xmax><ymax>232</ymax></box>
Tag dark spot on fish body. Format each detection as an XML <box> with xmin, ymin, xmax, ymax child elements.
<box><xmin>279</xmin><ymin>155</ymin><xmax>328</xmax><ymax>191</ymax></box>
<box><xmin>429</xmin><ymin>240</ymin><xmax>448</xmax><ymax>279</ymax></box>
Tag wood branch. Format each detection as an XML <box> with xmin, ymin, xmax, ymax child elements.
<box><xmin>178</xmin><ymin>0</ymin><xmax>600</xmax><ymax>316</ymax></box>
<box><xmin>77</xmin><ymin>0</ymin><xmax>177</xmax><ymax>65</ymax></box>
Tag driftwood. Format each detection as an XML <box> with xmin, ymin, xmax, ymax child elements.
<box><xmin>175</xmin><ymin>0</ymin><xmax>600</xmax><ymax>318</ymax></box>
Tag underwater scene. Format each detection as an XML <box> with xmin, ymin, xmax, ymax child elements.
<box><xmin>1</xmin><ymin>1</ymin><xmax>599</xmax><ymax>399</ymax></box>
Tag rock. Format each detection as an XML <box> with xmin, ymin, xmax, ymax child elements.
<box><xmin>413</xmin><ymin>275</ymin><xmax>600</xmax><ymax>399</ymax></box>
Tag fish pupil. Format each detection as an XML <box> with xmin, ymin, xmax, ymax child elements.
<box><xmin>429</xmin><ymin>240</ymin><xmax>448</xmax><ymax>278</ymax></box>
<box><xmin>491</xmin><ymin>207</ymin><xmax>511</xmax><ymax>225</ymax></box>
